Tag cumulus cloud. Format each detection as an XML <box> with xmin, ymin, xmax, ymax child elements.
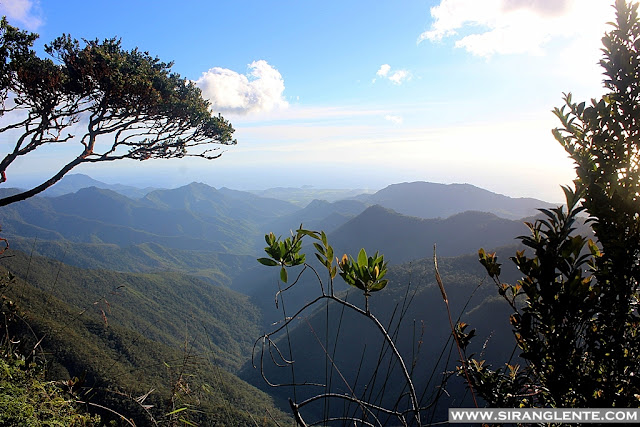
<box><xmin>418</xmin><ymin>0</ymin><xmax>612</xmax><ymax>57</ymax></box>
<box><xmin>376</xmin><ymin>64</ymin><xmax>391</xmax><ymax>78</ymax></box>
<box><xmin>384</xmin><ymin>114</ymin><xmax>403</xmax><ymax>125</ymax></box>
<box><xmin>373</xmin><ymin>64</ymin><xmax>411</xmax><ymax>85</ymax></box>
<box><xmin>0</xmin><ymin>0</ymin><xmax>43</xmax><ymax>30</ymax></box>
<box><xmin>195</xmin><ymin>60</ymin><xmax>288</xmax><ymax>115</ymax></box>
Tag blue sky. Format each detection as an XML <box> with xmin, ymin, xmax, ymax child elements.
<box><xmin>0</xmin><ymin>0</ymin><xmax>618</xmax><ymax>202</ymax></box>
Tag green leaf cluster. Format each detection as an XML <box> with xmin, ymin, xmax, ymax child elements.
<box><xmin>338</xmin><ymin>248</ymin><xmax>389</xmax><ymax>296</ymax></box>
<box><xmin>310</xmin><ymin>230</ymin><xmax>338</xmax><ymax>280</ymax></box>
<box><xmin>257</xmin><ymin>227</ymin><xmax>389</xmax><ymax>299</ymax></box>
<box><xmin>258</xmin><ymin>230</ymin><xmax>306</xmax><ymax>283</ymax></box>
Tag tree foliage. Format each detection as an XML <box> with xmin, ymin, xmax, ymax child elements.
<box><xmin>0</xmin><ymin>17</ymin><xmax>235</xmax><ymax>207</ymax></box>
<box><xmin>467</xmin><ymin>0</ymin><xmax>640</xmax><ymax>408</ymax></box>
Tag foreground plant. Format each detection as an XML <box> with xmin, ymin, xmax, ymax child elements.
<box><xmin>338</xmin><ymin>248</ymin><xmax>388</xmax><ymax>313</ymax></box>
<box><xmin>255</xmin><ymin>227</ymin><xmax>422</xmax><ymax>426</ymax></box>
<box><xmin>465</xmin><ymin>0</ymin><xmax>640</xmax><ymax>409</ymax></box>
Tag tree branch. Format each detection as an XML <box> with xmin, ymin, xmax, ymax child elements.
<box><xmin>0</xmin><ymin>155</ymin><xmax>88</xmax><ymax>206</ymax></box>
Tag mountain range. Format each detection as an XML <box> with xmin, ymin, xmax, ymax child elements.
<box><xmin>0</xmin><ymin>174</ymin><xmax>568</xmax><ymax>423</ymax></box>
<box><xmin>1</xmin><ymin>176</ymin><xmax>556</xmax><ymax>263</ymax></box>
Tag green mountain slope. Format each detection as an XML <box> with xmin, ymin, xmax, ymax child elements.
<box><xmin>0</xmin><ymin>262</ymin><xmax>291</xmax><ymax>425</ymax></box>
<box><xmin>1</xmin><ymin>250</ymin><xmax>260</xmax><ymax>372</ymax></box>
<box><xmin>141</xmin><ymin>182</ymin><xmax>298</xmax><ymax>225</ymax></box>
<box><xmin>7</xmin><ymin>236</ymin><xmax>255</xmax><ymax>287</ymax></box>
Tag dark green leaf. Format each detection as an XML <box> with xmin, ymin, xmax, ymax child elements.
<box><xmin>257</xmin><ymin>258</ymin><xmax>278</xmax><ymax>267</ymax></box>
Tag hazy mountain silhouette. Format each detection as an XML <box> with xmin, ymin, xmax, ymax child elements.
<box><xmin>0</xmin><ymin>183</ymin><xmax>297</xmax><ymax>254</ymax></box>
<box><xmin>43</xmin><ymin>173</ymin><xmax>158</xmax><ymax>198</ymax></box>
<box><xmin>248</xmin><ymin>187</ymin><xmax>376</xmax><ymax>207</ymax></box>
<box><xmin>357</xmin><ymin>181</ymin><xmax>556</xmax><ymax>220</ymax></box>
<box><xmin>266</xmin><ymin>198</ymin><xmax>369</xmax><ymax>235</ymax></box>
<box><xmin>326</xmin><ymin>204</ymin><xmax>528</xmax><ymax>264</ymax></box>
<box><xmin>141</xmin><ymin>182</ymin><xmax>297</xmax><ymax>224</ymax></box>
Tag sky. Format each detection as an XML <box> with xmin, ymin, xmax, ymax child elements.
<box><xmin>0</xmin><ymin>0</ymin><xmax>621</xmax><ymax>202</ymax></box>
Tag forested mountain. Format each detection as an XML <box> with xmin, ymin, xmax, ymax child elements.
<box><xmin>7</xmin><ymin>237</ymin><xmax>255</xmax><ymax>286</ymax></box>
<box><xmin>0</xmin><ymin>180</ymin><xmax>551</xmax><ymax>262</ymax></box>
<box><xmin>141</xmin><ymin>183</ymin><xmax>297</xmax><ymax>223</ymax></box>
<box><xmin>357</xmin><ymin>181</ymin><xmax>556</xmax><ymax>220</ymax></box>
<box><xmin>1</xmin><ymin>251</ymin><xmax>261</xmax><ymax>371</ymax></box>
<box><xmin>0</xmin><ymin>251</ymin><xmax>291</xmax><ymax>425</ymax></box>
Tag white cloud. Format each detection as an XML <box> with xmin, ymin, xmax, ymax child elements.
<box><xmin>418</xmin><ymin>0</ymin><xmax>612</xmax><ymax>57</ymax></box>
<box><xmin>0</xmin><ymin>0</ymin><xmax>43</xmax><ymax>30</ymax></box>
<box><xmin>388</xmin><ymin>70</ymin><xmax>410</xmax><ymax>85</ymax></box>
<box><xmin>502</xmin><ymin>0</ymin><xmax>570</xmax><ymax>16</ymax></box>
<box><xmin>384</xmin><ymin>114</ymin><xmax>403</xmax><ymax>125</ymax></box>
<box><xmin>376</xmin><ymin>64</ymin><xmax>391</xmax><ymax>77</ymax></box>
<box><xmin>195</xmin><ymin>60</ymin><xmax>288</xmax><ymax>115</ymax></box>
<box><xmin>373</xmin><ymin>64</ymin><xmax>411</xmax><ymax>85</ymax></box>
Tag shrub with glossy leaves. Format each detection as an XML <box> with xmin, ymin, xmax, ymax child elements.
<box><xmin>465</xmin><ymin>0</ymin><xmax>640</xmax><ymax>409</ymax></box>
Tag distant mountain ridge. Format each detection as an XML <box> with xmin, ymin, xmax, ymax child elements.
<box><xmin>36</xmin><ymin>175</ymin><xmax>555</xmax><ymax>222</ymax></box>
<box><xmin>43</xmin><ymin>173</ymin><xmax>158</xmax><ymax>199</ymax></box>
<box><xmin>325</xmin><ymin>204</ymin><xmax>528</xmax><ymax>263</ymax></box>
<box><xmin>248</xmin><ymin>186</ymin><xmax>376</xmax><ymax>207</ymax></box>
<box><xmin>357</xmin><ymin>181</ymin><xmax>556</xmax><ymax>220</ymax></box>
<box><xmin>0</xmin><ymin>178</ymin><xmax>555</xmax><ymax>267</ymax></box>
<box><xmin>0</xmin><ymin>183</ymin><xmax>298</xmax><ymax>254</ymax></box>
<box><xmin>266</xmin><ymin>198</ymin><xmax>369</xmax><ymax>236</ymax></box>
